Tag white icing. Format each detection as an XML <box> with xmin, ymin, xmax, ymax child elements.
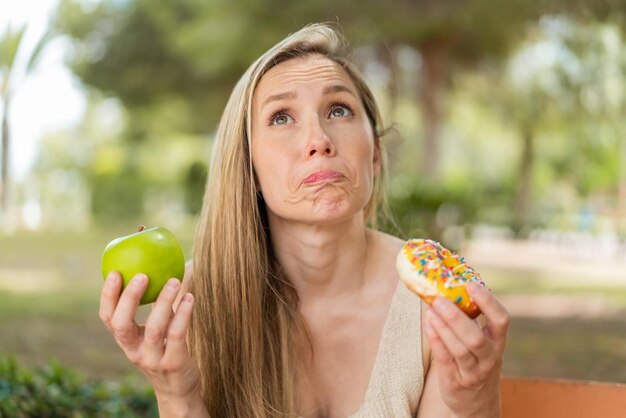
<box><xmin>395</xmin><ymin>248</ymin><xmax>439</xmax><ymax>297</ymax></box>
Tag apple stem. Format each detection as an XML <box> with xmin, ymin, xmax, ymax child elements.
<box><xmin>138</xmin><ymin>225</ymin><xmax>145</xmax><ymax>232</ymax></box>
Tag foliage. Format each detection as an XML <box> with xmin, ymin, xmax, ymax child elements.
<box><xmin>51</xmin><ymin>0</ymin><xmax>554</xmax><ymax>135</ymax></box>
<box><xmin>387</xmin><ymin>179</ymin><xmax>480</xmax><ymax>240</ymax></box>
<box><xmin>30</xmin><ymin>97</ymin><xmax>211</xmax><ymax>226</ymax></box>
<box><xmin>54</xmin><ymin>0</ymin><xmax>282</xmax><ymax>135</ymax></box>
<box><xmin>184</xmin><ymin>160</ymin><xmax>208</xmax><ymax>215</ymax></box>
<box><xmin>53</xmin><ymin>0</ymin><xmax>625</xmax><ymax>164</ymax></box>
<box><xmin>36</xmin><ymin>0</ymin><xmax>626</xmax><ymax>235</ymax></box>
<box><xmin>89</xmin><ymin>167</ymin><xmax>147</xmax><ymax>224</ymax></box>
<box><xmin>0</xmin><ymin>357</ymin><xmax>157</xmax><ymax>418</ymax></box>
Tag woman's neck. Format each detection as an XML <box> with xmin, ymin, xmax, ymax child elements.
<box><xmin>267</xmin><ymin>213</ymin><xmax>374</xmax><ymax>302</ymax></box>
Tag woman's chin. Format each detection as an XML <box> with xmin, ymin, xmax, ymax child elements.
<box><xmin>305</xmin><ymin>198</ymin><xmax>368</xmax><ymax>225</ymax></box>
<box><xmin>266</xmin><ymin>191</ymin><xmax>370</xmax><ymax>226</ymax></box>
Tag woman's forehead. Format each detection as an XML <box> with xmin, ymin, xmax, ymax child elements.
<box><xmin>253</xmin><ymin>55</ymin><xmax>357</xmax><ymax>106</ymax></box>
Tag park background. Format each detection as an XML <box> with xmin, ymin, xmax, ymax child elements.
<box><xmin>1</xmin><ymin>0</ymin><xmax>626</xmax><ymax>414</ymax></box>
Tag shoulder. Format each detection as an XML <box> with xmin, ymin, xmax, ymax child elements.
<box><xmin>367</xmin><ymin>228</ymin><xmax>405</xmax><ymax>261</ymax></box>
<box><xmin>365</xmin><ymin>229</ymin><xmax>406</xmax><ymax>293</ymax></box>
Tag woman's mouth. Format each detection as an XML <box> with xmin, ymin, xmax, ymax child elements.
<box><xmin>302</xmin><ymin>170</ymin><xmax>343</xmax><ymax>184</ymax></box>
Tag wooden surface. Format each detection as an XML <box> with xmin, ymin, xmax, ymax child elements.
<box><xmin>501</xmin><ymin>377</ymin><xmax>626</xmax><ymax>418</ymax></box>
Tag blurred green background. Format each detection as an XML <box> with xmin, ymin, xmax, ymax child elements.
<box><xmin>1</xmin><ymin>0</ymin><xmax>626</xmax><ymax>399</ymax></box>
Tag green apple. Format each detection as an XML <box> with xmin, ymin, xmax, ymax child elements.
<box><xmin>101</xmin><ymin>226</ymin><xmax>185</xmax><ymax>305</ymax></box>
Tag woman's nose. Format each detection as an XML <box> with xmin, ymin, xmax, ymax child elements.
<box><xmin>304</xmin><ymin>118</ymin><xmax>336</xmax><ymax>158</ymax></box>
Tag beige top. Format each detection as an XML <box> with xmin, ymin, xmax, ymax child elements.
<box><xmin>347</xmin><ymin>280</ymin><xmax>425</xmax><ymax>418</ymax></box>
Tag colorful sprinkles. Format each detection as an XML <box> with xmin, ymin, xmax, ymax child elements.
<box><xmin>403</xmin><ymin>238</ymin><xmax>486</xmax><ymax>318</ymax></box>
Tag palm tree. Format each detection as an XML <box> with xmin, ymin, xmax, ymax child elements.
<box><xmin>0</xmin><ymin>24</ymin><xmax>50</xmax><ymax>219</ymax></box>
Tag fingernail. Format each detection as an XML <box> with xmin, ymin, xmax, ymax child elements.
<box><xmin>182</xmin><ymin>293</ymin><xmax>193</xmax><ymax>304</ymax></box>
<box><xmin>433</xmin><ymin>297</ymin><xmax>456</xmax><ymax>318</ymax></box>
<box><xmin>166</xmin><ymin>278</ymin><xmax>180</xmax><ymax>290</ymax></box>
<box><xmin>433</xmin><ymin>297</ymin><xmax>449</xmax><ymax>310</ymax></box>
<box><xmin>467</xmin><ymin>283</ymin><xmax>481</xmax><ymax>296</ymax></box>
<box><xmin>106</xmin><ymin>272</ymin><xmax>118</xmax><ymax>284</ymax></box>
<box><xmin>132</xmin><ymin>274</ymin><xmax>147</xmax><ymax>286</ymax></box>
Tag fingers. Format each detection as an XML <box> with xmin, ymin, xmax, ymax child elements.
<box><xmin>467</xmin><ymin>284</ymin><xmax>510</xmax><ymax>345</ymax></box>
<box><xmin>142</xmin><ymin>279</ymin><xmax>182</xmax><ymax>363</ymax></box>
<box><xmin>109</xmin><ymin>273</ymin><xmax>148</xmax><ymax>350</ymax></box>
<box><xmin>426</xmin><ymin>293</ymin><xmax>507</xmax><ymax>387</ymax></box>
<box><xmin>430</xmin><ymin>297</ymin><xmax>492</xmax><ymax>361</ymax></box>
<box><xmin>424</xmin><ymin>312</ymin><xmax>462</xmax><ymax>384</ymax></box>
<box><xmin>100</xmin><ymin>271</ymin><xmax>122</xmax><ymax>329</ymax></box>
<box><xmin>162</xmin><ymin>292</ymin><xmax>195</xmax><ymax>366</ymax></box>
<box><xmin>424</xmin><ymin>315</ymin><xmax>453</xmax><ymax>363</ymax></box>
<box><xmin>426</xmin><ymin>305</ymin><xmax>479</xmax><ymax>381</ymax></box>
<box><xmin>100</xmin><ymin>272</ymin><xmax>195</xmax><ymax>382</ymax></box>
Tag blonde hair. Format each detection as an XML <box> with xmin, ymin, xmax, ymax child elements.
<box><xmin>190</xmin><ymin>23</ymin><xmax>390</xmax><ymax>417</ymax></box>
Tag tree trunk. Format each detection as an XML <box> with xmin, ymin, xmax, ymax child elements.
<box><xmin>513</xmin><ymin>126</ymin><xmax>534</xmax><ymax>236</ymax></box>
<box><xmin>617</xmin><ymin>130</ymin><xmax>626</xmax><ymax>222</ymax></box>
<box><xmin>379</xmin><ymin>44</ymin><xmax>400</xmax><ymax>121</ymax></box>
<box><xmin>1</xmin><ymin>99</ymin><xmax>9</xmax><ymax>215</ymax></box>
<box><xmin>376</xmin><ymin>44</ymin><xmax>403</xmax><ymax>173</ymax></box>
<box><xmin>419</xmin><ymin>42</ymin><xmax>448</xmax><ymax>179</ymax></box>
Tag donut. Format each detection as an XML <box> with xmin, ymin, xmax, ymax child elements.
<box><xmin>396</xmin><ymin>238</ymin><xmax>486</xmax><ymax>318</ymax></box>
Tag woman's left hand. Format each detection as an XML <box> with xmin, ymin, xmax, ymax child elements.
<box><xmin>424</xmin><ymin>283</ymin><xmax>510</xmax><ymax>418</ymax></box>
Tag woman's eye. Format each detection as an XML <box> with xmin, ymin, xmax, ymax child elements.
<box><xmin>271</xmin><ymin>113</ymin><xmax>293</xmax><ymax>125</ymax></box>
<box><xmin>330</xmin><ymin>105</ymin><xmax>353</xmax><ymax>118</ymax></box>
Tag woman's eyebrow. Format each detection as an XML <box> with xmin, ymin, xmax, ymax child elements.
<box><xmin>322</xmin><ymin>84</ymin><xmax>357</xmax><ymax>98</ymax></box>
<box><xmin>261</xmin><ymin>84</ymin><xmax>356</xmax><ymax>110</ymax></box>
<box><xmin>262</xmin><ymin>91</ymin><xmax>297</xmax><ymax>109</ymax></box>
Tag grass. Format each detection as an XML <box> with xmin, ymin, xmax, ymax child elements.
<box><xmin>0</xmin><ymin>228</ymin><xmax>171</xmax><ymax>382</ymax></box>
<box><xmin>484</xmin><ymin>265</ymin><xmax>626</xmax><ymax>382</ymax></box>
<box><xmin>1</xmin><ymin>230</ymin><xmax>626</xmax><ymax>384</ymax></box>
<box><xmin>483</xmin><ymin>266</ymin><xmax>626</xmax><ymax>299</ymax></box>
<box><xmin>504</xmin><ymin>317</ymin><xmax>626</xmax><ymax>382</ymax></box>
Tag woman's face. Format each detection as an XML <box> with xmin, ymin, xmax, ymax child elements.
<box><xmin>251</xmin><ymin>54</ymin><xmax>380</xmax><ymax>226</ymax></box>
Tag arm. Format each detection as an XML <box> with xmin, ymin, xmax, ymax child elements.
<box><xmin>99</xmin><ymin>261</ymin><xmax>210</xmax><ymax>418</ymax></box>
<box><xmin>417</xmin><ymin>284</ymin><xmax>509</xmax><ymax>418</ymax></box>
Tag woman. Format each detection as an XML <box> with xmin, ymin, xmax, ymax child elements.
<box><xmin>100</xmin><ymin>23</ymin><xmax>509</xmax><ymax>418</ymax></box>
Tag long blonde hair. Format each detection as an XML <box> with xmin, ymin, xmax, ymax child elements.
<box><xmin>190</xmin><ymin>23</ymin><xmax>389</xmax><ymax>417</ymax></box>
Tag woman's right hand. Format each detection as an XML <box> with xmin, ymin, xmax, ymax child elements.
<box><xmin>99</xmin><ymin>271</ymin><xmax>206</xmax><ymax>416</ymax></box>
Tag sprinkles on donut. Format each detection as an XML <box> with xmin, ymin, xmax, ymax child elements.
<box><xmin>396</xmin><ymin>238</ymin><xmax>486</xmax><ymax>318</ymax></box>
